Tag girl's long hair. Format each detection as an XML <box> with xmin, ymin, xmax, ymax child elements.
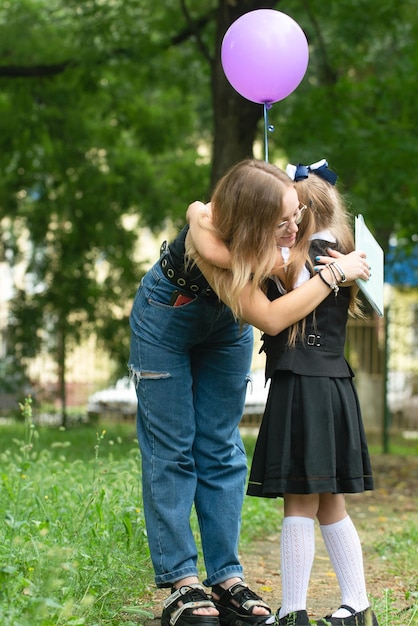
<box><xmin>285</xmin><ymin>173</ymin><xmax>364</xmax><ymax>345</ymax></box>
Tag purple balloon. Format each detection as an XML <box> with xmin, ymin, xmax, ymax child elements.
<box><xmin>221</xmin><ymin>9</ymin><xmax>309</xmax><ymax>104</ymax></box>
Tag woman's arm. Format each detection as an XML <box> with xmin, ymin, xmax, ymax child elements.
<box><xmin>195</xmin><ymin>249</ymin><xmax>369</xmax><ymax>335</ymax></box>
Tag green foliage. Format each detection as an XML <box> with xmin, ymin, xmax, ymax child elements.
<box><xmin>273</xmin><ymin>0</ymin><xmax>418</xmax><ymax>247</ymax></box>
<box><xmin>0</xmin><ymin>422</ymin><xmax>417</xmax><ymax>624</ymax></box>
<box><xmin>1</xmin><ymin>0</ymin><xmax>418</xmax><ymax>410</ymax></box>
<box><xmin>0</xmin><ymin>0</ymin><xmax>212</xmax><ymax>392</ymax></box>
<box><xmin>0</xmin><ymin>410</ymin><xmax>151</xmax><ymax>625</ymax></box>
<box><xmin>372</xmin><ymin>589</ymin><xmax>418</xmax><ymax>626</ymax></box>
<box><xmin>373</xmin><ymin>527</ymin><xmax>418</xmax><ymax>626</ymax></box>
<box><xmin>366</xmin><ymin>431</ymin><xmax>418</xmax><ymax>456</ymax></box>
<box><xmin>375</xmin><ymin>521</ymin><xmax>418</xmax><ymax>582</ymax></box>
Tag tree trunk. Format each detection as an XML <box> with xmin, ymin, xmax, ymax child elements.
<box><xmin>57</xmin><ymin>325</ymin><xmax>67</xmax><ymax>428</ymax></box>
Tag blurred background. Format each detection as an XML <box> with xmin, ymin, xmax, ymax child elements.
<box><xmin>0</xmin><ymin>0</ymin><xmax>417</xmax><ymax>448</ymax></box>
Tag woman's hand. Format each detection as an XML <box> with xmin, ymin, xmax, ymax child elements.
<box><xmin>315</xmin><ymin>249</ymin><xmax>370</xmax><ymax>283</ymax></box>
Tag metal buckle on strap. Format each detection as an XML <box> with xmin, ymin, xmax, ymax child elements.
<box><xmin>307</xmin><ymin>334</ymin><xmax>321</xmax><ymax>346</ymax></box>
<box><xmin>163</xmin><ymin>585</ymin><xmax>213</xmax><ymax>626</ymax></box>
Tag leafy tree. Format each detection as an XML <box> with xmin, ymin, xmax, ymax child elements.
<box><xmin>0</xmin><ymin>0</ymin><xmax>417</xmax><ymax>422</ymax></box>
<box><xmin>0</xmin><ymin>0</ymin><xmax>213</xmax><ymax>422</ymax></box>
<box><xmin>270</xmin><ymin>0</ymin><xmax>418</xmax><ymax>248</ymax></box>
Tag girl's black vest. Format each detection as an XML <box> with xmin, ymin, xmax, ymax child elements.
<box><xmin>261</xmin><ymin>239</ymin><xmax>354</xmax><ymax>380</ymax></box>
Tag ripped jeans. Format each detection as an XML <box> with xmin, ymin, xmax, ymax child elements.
<box><xmin>128</xmin><ymin>261</ymin><xmax>253</xmax><ymax>588</ymax></box>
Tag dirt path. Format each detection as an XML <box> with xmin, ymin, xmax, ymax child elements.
<box><xmin>141</xmin><ymin>454</ymin><xmax>418</xmax><ymax>624</ymax></box>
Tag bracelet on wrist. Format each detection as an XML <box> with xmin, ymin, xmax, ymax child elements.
<box><xmin>326</xmin><ymin>264</ymin><xmax>340</xmax><ymax>296</ymax></box>
<box><xmin>331</xmin><ymin>261</ymin><xmax>347</xmax><ymax>283</ymax></box>
<box><xmin>319</xmin><ymin>266</ymin><xmax>339</xmax><ymax>296</ymax></box>
<box><xmin>327</xmin><ymin>263</ymin><xmax>339</xmax><ymax>284</ymax></box>
<box><xmin>318</xmin><ymin>269</ymin><xmax>332</xmax><ymax>289</ymax></box>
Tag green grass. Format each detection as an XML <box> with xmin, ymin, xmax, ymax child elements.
<box><xmin>0</xmin><ymin>400</ymin><xmax>152</xmax><ymax>625</ymax></box>
<box><xmin>365</xmin><ymin>430</ymin><xmax>418</xmax><ymax>456</ymax></box>
<box><xmin>0</xmin><ymin>403</ymin><xmax>417</xmax><ymax>625</ymax></box>
<box><xmin>372</xmin><ymin>523</ymin><xmax>418</xmax><ymax>626</ymax></box>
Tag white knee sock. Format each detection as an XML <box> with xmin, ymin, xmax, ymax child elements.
<box><xmin>279</xmin><ymin>516</ymin><xmax>315</xmax><ymax>618</ymax></box>
<box><xmin>320</xmin><ymin>516</ymin><xmax>369</xmax><ymax>616</ymax></box>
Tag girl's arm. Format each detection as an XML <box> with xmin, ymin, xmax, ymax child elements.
<box><xmin>186</xmin><ymin>201</ymin><xmax>232</xmax><ymax>268</ymax></box>
<box><xmin>193</xmin><ymin>248</ymin><xmax>369</xmax><ymax>335</ymax></box>
<box><xmin>187</xmin><ymin>201</ymin><xmax>285</xmax><ymax>273</ymax></box>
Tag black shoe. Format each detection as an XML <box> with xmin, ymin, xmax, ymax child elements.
<box><xmin>316</xmin><ymin>605</ymin><xmax>378</xmax><ymax>625</ymax></box>
<box><xmin>212</xmin><ymin>582</ymin><xmax>272</xmax><ymax>626</ymax></box>
<box><xmin>276</xmin><ymin>610</ymin><xmax>311</xmax><ymax>625</ymax></box>
<box><xmin>161</xmin><ymin>585</ymin><xmax>220</xmax><ymax>626</ymax></box>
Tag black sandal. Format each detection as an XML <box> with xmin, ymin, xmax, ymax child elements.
<box><xmin>211</xmin><ymin>582</ymin><xmax>272</xmax><ymax>626</ymax></box>
<box><xmin>162</xmin><ymin>584</ymin><xmax>220</xmax><ymax>626</ymax></box>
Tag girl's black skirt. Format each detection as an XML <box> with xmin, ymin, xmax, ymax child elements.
<box><xmin>247</xmin><ymin>372</ymin><xmax>374</xmax><ymax>498</ymax></box>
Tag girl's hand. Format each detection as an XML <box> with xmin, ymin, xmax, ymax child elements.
<box><xmin>315</xmin><ymin>249</ymin><xmax>370</xmax><ymax>283</ymax></box>
<box><xmin>186</xmin><ymin>201</ymin><xmax>211</xmax><ymax>223</ymax></box>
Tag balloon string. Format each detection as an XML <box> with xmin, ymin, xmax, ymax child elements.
<box><xmin>264</xmin><ymin>104</ymin><xmax>269</xmax><ymax>162</ymax></box>
<box><xmin>263</xmin><ymin>103</ymin><xmax>274</xmax><ymax>162</ymax></box>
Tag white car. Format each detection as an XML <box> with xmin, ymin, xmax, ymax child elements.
<box><xmin>243</xmin><ymin>369</ymin><xmax>270</xmax><ymax>420</ymax></box>
<box><xmin>87</xmin><ymin>377</ymin><xmax>138</xmax><ymax>419</ymax></box>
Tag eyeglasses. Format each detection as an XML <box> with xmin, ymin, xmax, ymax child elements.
<box><xmin>276</xmin><ymin>202</ymin><xmax>307</xmax><ymax>233</ymax></box>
